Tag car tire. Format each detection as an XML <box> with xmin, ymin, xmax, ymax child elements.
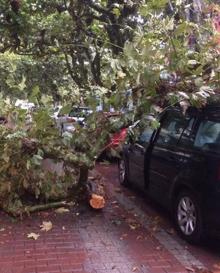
<box><xmin>118</xmin><ymin>158</ymin><xmax>129</xmax><ymax>186</ymax></box>
<box><xmin>174</xmin><ymin>190</ymin><xmax>203</xmax><ymax>244</ymax></box>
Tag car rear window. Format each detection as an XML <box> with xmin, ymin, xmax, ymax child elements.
<box><xmin>194</xmin><ymin>120</ymin><xmax>220</xmax><ymax>154</ymax></box>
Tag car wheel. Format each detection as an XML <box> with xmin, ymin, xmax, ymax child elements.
<box><xmin>174</xmin><ymin>190</ymin><xmax>203</xmax><ymax>244</ymax></box>
<box><xmin>118</xmin><ymin>159</ymin><xmax>129</xmax><ymax>186</ymax></box>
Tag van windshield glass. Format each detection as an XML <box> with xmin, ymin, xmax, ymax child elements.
<box><xmin>194</xmin><ymin>120</ymin><xmax>220</xmax><ymax>153</ymax></box>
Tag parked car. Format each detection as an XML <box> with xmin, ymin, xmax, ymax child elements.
<box><xmin>96</xmin><ymin>112</ymin><xmax>130</xmax><ymax>159</ymax></box>
<box><xmin>56</xmin><ymin>106</ymin><xmax>92</xmax><ymax>134</ymax></box>
<box><xmin>119</xmin><ymin>104</ymin><xmax>220</xmax><ymax>243</ymax></box>
<box><xmin>104</xmin><ymin>127</ymin><xmax>128</xmax><ymax>155</ymax></box>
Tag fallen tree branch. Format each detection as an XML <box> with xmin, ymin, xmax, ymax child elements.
<box><xmin>25</xmin><ymin>201</ymin><xmax>70</xmax><ymax>213</ymax></box>
<box><xmin>4</xmin><ymin>201</ymin><xmax>73</xmax><ymax>218</ymax></box>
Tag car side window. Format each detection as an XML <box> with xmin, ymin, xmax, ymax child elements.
<box><xmin>138</xmin><ymin>127</ymin><xmax>154</xmax><ymax>145</ymax></box>
<box><xmin>156</xmin><ymin>112</ymin><xmax>189</xmax><ymax>146</ymax></box>
<box><xmin>194</xmin><ymin>120</ymin><xmax>220</xmax><ymax>153</ymax></box>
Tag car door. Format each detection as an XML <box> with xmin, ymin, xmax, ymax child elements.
<box><xmin>128</xmin><ymin>123</ymin><xmax>154</xmax><ymax>189</ymax></box>
<box><xmin>148</xmin><ymin>109</ymin><xmax>195</xmax><ymax>206</ymax></box>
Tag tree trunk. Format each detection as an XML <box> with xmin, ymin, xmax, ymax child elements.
<box><xmin>78</xmin><ymin>166</ymin><xmax>89</xmax><ymax>187</ymax></box>
<box><xmin>87</xmin><ymin>171</ymin><xmax>106</xmax><ymax>209</ymax></box>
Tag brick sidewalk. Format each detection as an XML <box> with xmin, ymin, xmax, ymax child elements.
<box><xmin>0</xmin><ymin>164</ymin><xmax>217</xmax><ymax>273</ymax></box>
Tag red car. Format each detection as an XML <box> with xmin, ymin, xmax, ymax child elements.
<box><xmin>106</xmin><ymin>128</ymin><xmax>128</xmax><ymax>150</ymax></box>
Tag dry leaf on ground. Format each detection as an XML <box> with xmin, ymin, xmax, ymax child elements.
<box><xmin>27</xmin><ymin>233</ymin><xmax>40</xmax><ymax>240</ymax></box>
<box><xmin>40</xmin><ymin>221</ymin><xmax>53</xmax><ymax>232</ymax></box>
<box><xmin>120</xmin><ymin>233</ymin><xmax>128</xmax><ymax>240</ymax></box>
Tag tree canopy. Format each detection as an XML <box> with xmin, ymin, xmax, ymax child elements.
<box><xmin>0</xmin><ymin>0</ymin><xmax>218</xmax><ymax>107</ymax></box>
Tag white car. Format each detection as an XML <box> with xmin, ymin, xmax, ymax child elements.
<box><xmin>56</xmin><ymin>106</ymin><xmax>92</xmax><ymax>134</ymax></box>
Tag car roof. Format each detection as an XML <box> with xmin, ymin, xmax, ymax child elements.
<box><xmin>169</xmin><ymin>100</ymin><xmax>220</xmax><ymax>120</ymax></box>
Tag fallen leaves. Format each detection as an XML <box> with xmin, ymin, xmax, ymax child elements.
<box><xmin>136</xmin><ymin>235</ymin><xmax>143</xmax><ymax>240</ymax></box>
<box><xmin>0</xmin><ymin>228</ymin><xmax>5</xmax><ymax>232</ymax></box>
<box><xmin>120</xmin><ymin>233</ymin><xmax>128</xmax><ymax>240</ymax></box>
<box><xmin>27</xmin><ymin>220</ymin><xmax>53</xmax><ymax>240</ymax></box>
<box><xmin>127</xmin><ymin>218</ymin><xmax>140</xmax><ymax>230</ymax></box>
<box><xmin>27</xmin><ymin>232</ymin><xmax>40</xmax><ymax>240</ymax></box>
<box><xmin>129</xmin><ymin>223</ymin><xmax>139</xmax><ymax>230</ymax></box>
<box><xmin>132</xmin><ymin>266</ymin><xmax>139</xmax><ymax>272</ymax></box>
<box><xmin>149</xmin><ymin>216</ymin><xmax>161</xmax><ymax>233</ymax></box>
<box><xmin>40</xmin><ymin>221</ymin><xmax>53</xmax><ymax>232</ymax></box>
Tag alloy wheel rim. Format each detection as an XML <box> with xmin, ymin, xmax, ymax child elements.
<box><xmin>119</xmin><ymin>160</ymin><xmax>125</xmax><ymax>183</ymax></box>
<box><xmin>177</xmin><ymin>196</ymin><xmax>196</xmax><ymax>236</ymax></box>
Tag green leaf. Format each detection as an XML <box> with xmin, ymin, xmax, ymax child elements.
<box><xmin>174</xmin><ymin>22</ymin><xmax>191</xmax><ymax>36</ymax></box>
<box><xmin>17</xmin><ymin>75</ymin><xmax>26</xmax><ymax>91</ymax></box>
<box><xmin>59</xmin><ymin>104</ymin><xmax>72</xmax><ymax>115</ymax></box>
<box><xmin>112</xmin><ymin>7</ymin><xmax>121</xmax><ymax>17</ymax></box>
<box><xmin>29</xmin><ymin>85</ymin><xmax>40</xmax><ymax>103</ymax></box>
<box><xmin>31</xmin><ymin>154</ymin><xmax>43</xmax><ymax>166</ymax></box>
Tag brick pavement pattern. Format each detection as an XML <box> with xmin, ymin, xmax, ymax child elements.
<box><xmin>0</xmin><ymin>164</ymin><xmax>218</xmax><ymax>273</ymax></box>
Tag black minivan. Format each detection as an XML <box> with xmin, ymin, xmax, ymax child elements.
<box><xmin>119</xmin><ymin>104</ymin><xmax>220</xmax><ymax>243</ymax></box>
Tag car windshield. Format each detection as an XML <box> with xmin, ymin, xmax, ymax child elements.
<box><xmin>194</xmin><ymin>120</ymin><xmax>220</xmax><ymax>154</ymax></box>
